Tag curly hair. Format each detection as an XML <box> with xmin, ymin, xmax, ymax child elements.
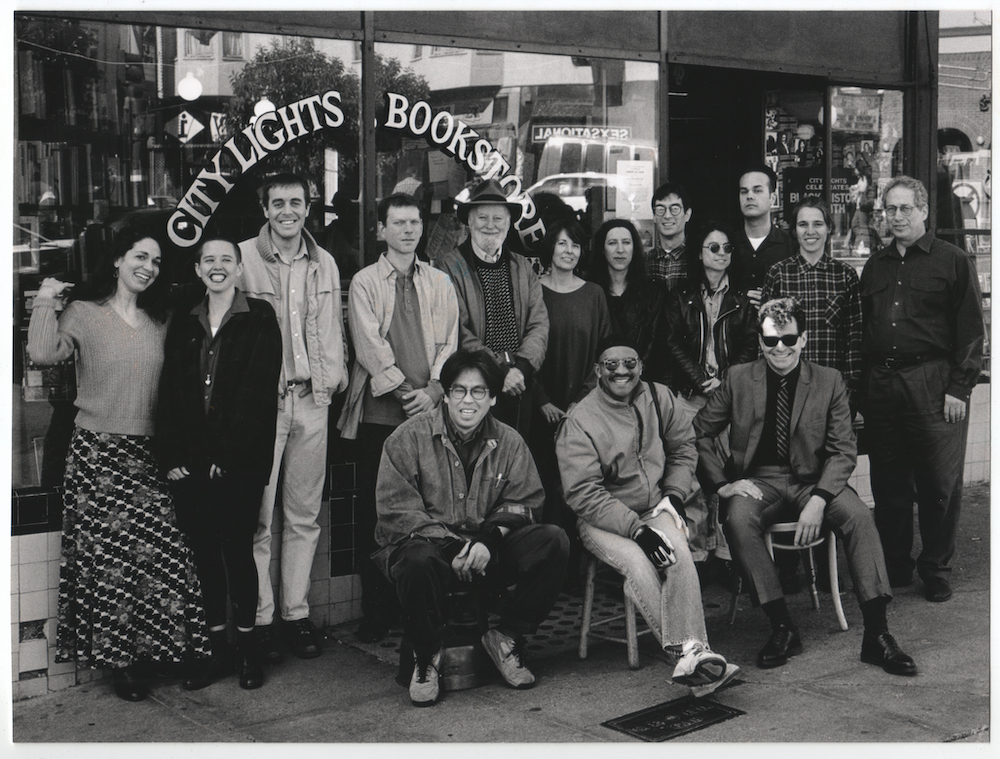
<box><xmin>68</xmin><ymin>221</ymin><xmax>170</xmax><ymax>323</ymax></box>
<box><xmin>758</xmin><ymin>297</ymin><xmax>806</xmax><ymax>334</ymax></box>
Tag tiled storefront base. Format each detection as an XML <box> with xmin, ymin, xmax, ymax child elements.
<box><xmin>10</xmin><ymin>384</ymin><xmax>990</xmax><ymax>699</ymax></box>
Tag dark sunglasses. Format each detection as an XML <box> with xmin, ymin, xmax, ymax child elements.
<box><xmin>760</xmin><ymin>333</ymin><xmax>801</xmax><ymax>347</ymax></box>
<box><xmin>703</xmin><ymin>242</ymin><xmax>734</xmax><ymax>254</ymax></box>
<box><xmin>601</xmin><ymin>357</ymin><xmax>640</xmax><ymax>371</ymax></box>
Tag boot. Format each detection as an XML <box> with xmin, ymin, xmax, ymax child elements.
<box><xmin>236</xmin><ymin>630</ymin><xmax>264</xmax><ymax>690</ymax></box>
<box><xmin>183</xmin><ymin>629</ymin><xmax>235</xmax><ymax>691</ymax></box>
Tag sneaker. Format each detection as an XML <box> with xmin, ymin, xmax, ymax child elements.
<box><xmin>671</xmin><ymin>639</ymin><xmax>728</xmax><ymax>688</ymax></box>
<box><xmin>409</xmin><ymin>649</ymin><xmax>442</xmax><ymax>707</ymax></box>
<box><xmin>481</xmin><ymin>629</ymin><xmax>535</xmax><ymax>690</ymax></box>
<box><xmin>284</xmin><ymin>618</ymin><xmax>322</xmax><ymax>660</ymax></box>
<box><xmin>690</xmin><ymin>663</ymin><xmax>742</xmax><ymax>698</ymax></box>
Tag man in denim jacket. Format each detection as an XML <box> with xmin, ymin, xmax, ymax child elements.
<box><xmin>374</xmin><ymin>349</ymin><xmax>568</xmax><ymax>706</ymax></box>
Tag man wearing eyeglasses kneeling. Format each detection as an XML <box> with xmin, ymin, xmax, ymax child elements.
<box><xmin>557</xmin><ymin>334</ymin><xmax>740</xmax><ymax>698</ymax></box>
<box><xmin>694</xmin><ymin>297</ymin><xmax>916</xmax><ymax>675</ymax></box>
<box><xmin>374</xmin><ymin>349</ymin><xmax>569</xmax><ymax>707</ymax></box>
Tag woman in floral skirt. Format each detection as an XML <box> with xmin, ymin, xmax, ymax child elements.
<box><xmin>27</xmin><ymin>222</ymin><xmax>209</xmax><ymax>701</ymax></box>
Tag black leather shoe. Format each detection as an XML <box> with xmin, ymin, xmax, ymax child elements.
<box><xmin>757</xmin><ymin>624</ymin><xmax>802</xmax><ymax>669</ymax></box>
<box><xmin>183</xmin><ymin>631</ymin><xmax>235</xmax><ymax>690</ymax></box>
<box><xmin>256</xmin><ymin>623</ymin><xmax>283</xmax><ymax>663</ymax></box>
<box><xmin>112</xmin><ymin>666</ymin><xmax>148</xmax><ymax>702</ymax></box>
<box><xmin>284</xmin><ymin>618</ymin><xmax>322</xmax><ymax>659</ymax></box>
<box><xmin>861</xmin><ymin>631</ymin><xmax>917</xmax><ymax>675</ymax></box>
<box><xmin>924</xmin><ymin>577</ymin><xmax>952</xmax><ymax>602</ymax></box>
<box><xmin>236</xmin><ymin>632</ymin><xmax>264</xmax><ymax>690</ymax></box>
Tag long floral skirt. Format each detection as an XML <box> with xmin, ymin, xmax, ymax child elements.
<box><xmin>56</xmin><ymin>427</ymin><xmax>210</xmax><ymax>668</ymax></box>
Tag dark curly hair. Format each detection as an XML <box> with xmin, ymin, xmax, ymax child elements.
<box><xmin>586</xmin><ymin>218</ymin><xmax>649</xmax><ymax>294</ymax></box>
<box><xmin>68</xmin><ymin>222</ymin><xmax>171</xmax><ymax>323</ymax></box>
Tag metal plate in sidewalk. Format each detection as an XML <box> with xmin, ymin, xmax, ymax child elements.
<box><xmin>602</xmin><ymin>695</ymin><xmax>746</xmax><ymax>741</ymax></box>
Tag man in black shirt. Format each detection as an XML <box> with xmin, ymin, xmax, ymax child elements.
<box><xmin>694</xmin><ymin>297</ymin><xmax>915</xmax><ymax>676</ymax></box>
<box><xmin>734</xmin><ymin>165</ymin><xmax>793</xmax><ymax>306</ymax></box>
<box><xmin>860</xmin><ymin>175</ymin><xmax>984</xmax><ymax>603</ymax></box>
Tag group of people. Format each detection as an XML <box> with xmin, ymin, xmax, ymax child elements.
<box><xmin>27</xmin><ymin>165</ymin><xmax>983</xmax><ymax>711</ymax></box>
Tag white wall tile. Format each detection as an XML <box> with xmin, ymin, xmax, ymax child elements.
<box><xmin>10</xmin><ymin>538</ymin><xmax>19</xmax><ymax>567</ymax></box>
<box><xmin>19</xmin><ymin>591</ymin><xmax>48</xmax><ymax>622</ymax></box>
<box><xmin>18</xmin><ymin>563</ymin><xmax>47</xmax><ymax>594</ymax></box>
<box><xmin>18</xmin><ymin>534</ymin><xmax>47</xmax><ymax>564</ymax></box>
<box><xmin>19</xmin><ymin>639</ymin><xmax>47</xmax><ymax>671</ymax></box>
<box><xmin>14</xmin><ymin>678</ymin><xmax>48</xmax><ymax>700</ymax></box>
<box><xmin>47</xmin><ymin>672</ymin><xmax>75</xmax><ymax>692</ymax></box>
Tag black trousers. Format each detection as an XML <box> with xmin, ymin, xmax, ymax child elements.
<box><xmin>356</xmin><ymin>423</ymin><xmax>402</xmax><ymax>625</ymax></box>
<box><xmin>388</xmin><ymin>525</ymin><xmax>569</xmax><ymax>659</ymax></box>
<box><xmin>171</xmin><ymin>473</ymin><xmax>263</xmax><ymax>630</ymax></box>
<box><xmin>864</xmin><ymin>358</ymin><xmax>970</xmax><ymax>582</ymax></box>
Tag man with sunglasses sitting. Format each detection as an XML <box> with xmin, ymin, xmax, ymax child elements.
<box><xmin>557</xmin><ymin>334</ymin><xmax>740</xmax><ymax>698</ymax></box>
<box><xmin>373</xmin><ymin>349</ymin><xmax>569</xmax><ymax>707</ymax></box>
<box><xmin>693</xmin><ymin>297</ymin><xmax>916</xmax><ymax>676</ymax></box>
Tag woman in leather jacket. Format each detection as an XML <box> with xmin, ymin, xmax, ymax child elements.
<box><xmin>648</xmin><ymin>220</ymin><xmax>758</xmax><ymax>403</ymax></box>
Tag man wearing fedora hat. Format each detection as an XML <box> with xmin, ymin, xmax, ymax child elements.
<box><xmin>435</xmin><ymin>178</ymin><xmax>549</xmax><ymax>439</ymax></box>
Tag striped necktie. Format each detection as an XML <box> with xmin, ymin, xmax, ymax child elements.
<box><xmin>776</xmin><ymin>376</ymin><xmax>790</xmax><ymax>460</ymax></box>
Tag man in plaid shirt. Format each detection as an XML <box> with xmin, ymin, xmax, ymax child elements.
<box><xmin>646</xmin><ymin>182</ymin><xmax>693</xmax><ymax>291</ymax></box>
<box><xmin>761</xmin><ymin>197</ymin><xmax>862</xmax><ymax>412</ymax></box>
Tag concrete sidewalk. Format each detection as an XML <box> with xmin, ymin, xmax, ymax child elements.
<box><xmin>12</xmin><ymin>485</ymin><xmax>990</xmax><ymax>744</ymax></box>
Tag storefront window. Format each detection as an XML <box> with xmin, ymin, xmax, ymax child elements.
<box><xmin>373</xmin><ymin>43</ymin><xmax>659</xmax><ymax>262</ymax></box>
<box><xmin>937</xmin><ymin>10</ymin><xmax>991</xmax><ymax>373</ymax></box>
<box><xmin>13</xmin><ymin>15</ymin><xmax>361</xmax><ymax>489</ymax></box>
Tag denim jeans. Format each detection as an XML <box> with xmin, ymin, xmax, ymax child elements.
<box><xmin>578</xmin><ymin>511</ymin><xmax>709</xmax><ymax>649</ymax></box>
<box><xmin>253</xmin><ymin>390</ymin><xmax>330</xmax><ymax>625</ymax></box>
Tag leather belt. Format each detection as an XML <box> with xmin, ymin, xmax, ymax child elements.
<box><xmin>878</xmin><ymin>353</ymin><xmax>943</xmax><ymax>371</ymax></box>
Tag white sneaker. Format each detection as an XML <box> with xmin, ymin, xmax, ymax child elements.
<box><xmin>481</xmin><ymin>629</ymin><xmax>535</xmax><ymax>689</ymax></box>
<box><xmin>690</xmin><ymin>663</ymin><xmax>741</xmax><ymax>698</ymax></box>
<box><xmin>409</xmin><ymin>648</ymin><xmax>442</xmax><ymax>706</ymax></box>
<box><xmin>671</xmin><ymin>639</ymin><xmax>728</xmax><ymax>687</ymax></box>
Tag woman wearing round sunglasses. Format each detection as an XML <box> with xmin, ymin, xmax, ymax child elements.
<box><xmin>761</xmin><ymin>195</ymin><xmax>862</xmax><ymax>413</ymax></box>
<box><xmin>586</xmin><ymin>219</ymin><xmax>665</xmax><ymax>363</ymax></box>
<box><xmin>648</xmin><ymin>220</ymin><xmax>758</xmax><ymax>409</ymax></box>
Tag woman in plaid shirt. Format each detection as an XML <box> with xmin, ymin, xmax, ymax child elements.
<box><xmin>761</xmin><ymin>196</ymin><xmax>863</xmax><ymax>414</ymax></box>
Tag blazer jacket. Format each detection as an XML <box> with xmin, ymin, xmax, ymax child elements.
<box><xmin>693</xmin><ymin>359</ymin><xmax>857</xmax><ymax>498</ymax></box>
<box><xmin>156</xmin><ymin>291</ymin><xmax>282</xmax><ymax>485</ymax></box>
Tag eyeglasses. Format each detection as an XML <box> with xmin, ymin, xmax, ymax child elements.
<box><xmin>703</xmin><ymin>242</ymin><xmax>734</xmax><ymax>255</ymax></box>
<box><xmin>884</xmin><ymin>205</ymin><xmax>917</xmax><ymax>217</ymax></box>
<box><xmin>654</xmin><ymin>203</ymin><xmax>685</xmax><ymax>217</ymax></box>
<box><xmin>760</xmin><ymin>334</ymin><xmax>801</xmax><ymax>347</ymax></box>
<box><xmin>600</xmin><ymin>357</ymin><xmax>640</xmax><ymax>371</ymax></box>
<box><xmin>447</xmin><ymin>385</ymin><xmax>489</xmax><ymax>401</ymax></box>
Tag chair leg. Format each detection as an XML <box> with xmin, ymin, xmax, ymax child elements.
<box><xmin>578</xmin><ymin>555</ymin><xmax>597</xmax><ymax>659</ymax></box>
<box><xmin>804</xmin><ymin>546</ymin><xmax>820</xmax><ymax>611</ymax></box>
<box><xmin>728</xmin><ymin>574</ymin><xmax>742</xmax><ymax>624</ymax></box>
<box><xmin>624</xmin><ymin>590</ymin><xmax>640</xmax><ymax>670</ymax></box>
<box><xmin>827</xmin><ymin>532</ymin><xmax>849</xmax><ymax>631</ymax></box>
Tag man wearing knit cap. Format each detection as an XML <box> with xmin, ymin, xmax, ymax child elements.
<box><xmin>557</xmin><ymin>334</ymin><xmax>740</xmax><ymax>698</ymax></box>
<box><xmin>435</xmin><ymin>178</ymin><xmax>548</xmax><ymax>440</ymax></box>
<box><xmin>238</xmin><ymin>172</ymin><xmax>349</xmax><ymax>663</ymax></box>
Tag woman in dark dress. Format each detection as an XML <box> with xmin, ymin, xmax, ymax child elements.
<box><xmin>530</xmin><ymin>219</ymin><xmax>611</xmax><ymax>554</ymax></box>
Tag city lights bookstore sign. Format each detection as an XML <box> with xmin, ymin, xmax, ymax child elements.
<box><xmin>167</xmin><ymin>90</ymin><xmax>544</xmax><ymax>248</ymax></box>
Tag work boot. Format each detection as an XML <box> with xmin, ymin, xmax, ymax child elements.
<box><xmin>236</xmin><ymin>630</ymin><xmax>264</xmax><ymax>690</ymax></box>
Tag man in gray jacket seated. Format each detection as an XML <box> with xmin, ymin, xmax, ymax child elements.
<box><xmin>557</xmin><ymin>334</ymin><xmax>739</xmax><ymax>698</ymax></box>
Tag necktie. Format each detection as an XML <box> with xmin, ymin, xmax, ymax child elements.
<box><xmin>776</xmin><ymin>376</ymin><xmax>790</xmax><ymax>460</ymax></box>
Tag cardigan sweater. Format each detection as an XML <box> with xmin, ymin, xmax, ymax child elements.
<box><xmin>27</xmin><ymin>296</ymin><xmax>168</xmax><ymax>436</ymax></box>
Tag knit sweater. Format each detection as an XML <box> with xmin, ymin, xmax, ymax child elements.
<box><xmin>27</xmin><ymin>296</ymin><xmax>168</xmax><ymax>436</ymax></box>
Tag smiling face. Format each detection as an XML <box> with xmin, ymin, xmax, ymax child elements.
<box><xmin>550</xmin><ymin>229</ymin><xmax>582</xmax><ymax>273</ymax></box>
<box><xmin>444</xmin><ymin>367</ymin><xmax>496</xmax><ymax>437</ymax></box>
<box><xmin>468</xmin><ymin>204</ymin><xmax>512</xmax><ymax>256</ymax></box>
<box><xmin>264</xmin><ymin>183</ymin><xmax>309</xmax><ymax>242</ymax></box>
<box><xmin>603</xmin><ymin>226</ymin><xmax>634</xmax><ymax>273</ymax></box>
<box><xmin>795</xmin><ymin>207</ymin><xmax>830</xmax><ymax>257</ymax></box>
<box><xmin>739</xmin><ymin>171</ymin><xmax>775</xmax><ymax>221</ymax></box>
<box><xmin>700</xmin><ymin>230</ymin><xmax>733</xmax><ymax>276</ymax></box>
<box><xmin>653</xmin><ymin>193</ymin><xmax>691</xmax><ymax>243</ymax></box>
<box><xmin>884</xmin><ymin>185</ymin><xmax>928</xmax><ymax>247</ymax></box>
<box><xmin>195</xmin><ymin>240</ymin><xmax>242</xmax><ymax>295</ymax></box>
<box><xmin>596</xmin><ymin>345</ymin><xmax>642</xmax><ymax>403</ymax></box>
<box><xmin>115</xmin><ymin>237</ymin><xmax>162</xmax><ymax>296</ymax></box>
<box><xmin>379</xmin><ymin>204</ymin><xmax>423</xmax><ymax>258</ymax></box>
<box><xmin>759</xmin><ymin>316</ymin><xmax>806</xmax><ymax>376</ymax></box>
